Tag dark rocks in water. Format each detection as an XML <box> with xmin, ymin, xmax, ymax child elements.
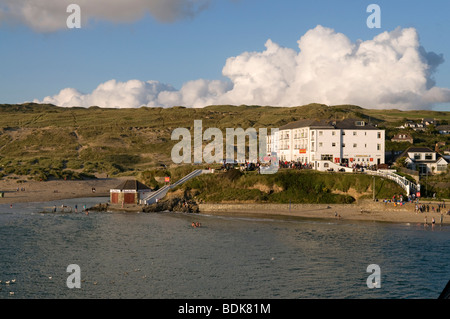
<box><xmin>143</xmin><ymin>197</ymin><xmax>199</xmax><ymax>214</ymax></box>
<box><xmin>88</xmin><ymin>203</ymin><xmax>109</xmax><ymax>212</ymax></box>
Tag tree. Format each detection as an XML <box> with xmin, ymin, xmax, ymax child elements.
<box><xmin>395</xmin><ymin>156</ymin><xmax>408</xmax><ymax>168</ymax></box>
<box><xmin>426</xmin><ymin>124</ymin><xmax>437</xmax><ymax>135</ymax></box>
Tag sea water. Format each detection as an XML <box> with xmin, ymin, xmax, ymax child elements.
<box><xmin>0</xmin><ymin>198</ymin><xmax>449</xmax><ymax>299</ymax></box>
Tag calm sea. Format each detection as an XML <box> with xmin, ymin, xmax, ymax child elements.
<box><xmin>0</xmin><ymin>197</ymin><xmax>449</xmax><ymax>299</ymax></box>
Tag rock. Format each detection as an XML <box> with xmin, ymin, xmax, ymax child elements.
<box><xmin>88</xmin><ymin>203</ymin><xmax>109</xmax><ymax>212</ymax></box>
<box><xmin>143</xmin><ymin>196</ymin><xmax>199</xmax><ymax>214</ymax></box>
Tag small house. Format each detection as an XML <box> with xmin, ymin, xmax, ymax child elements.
<box><xmin>397</xmin><ymin>147</ymin><xmax>449</xmax><ymax>175</ymax></box>
<box><xmin>110</xmin><ymin>180</ymin><xmax>152</xmax><ymax>205</ymax></box>
<box><xmin>436</xmin><ymin>125</ymin><xmax>450</xmax><ymax>135</ymax></box>
<box><xmin>391</xmin><ymin>133</ymin><xmax>413</xmax><ymax>144</ymax></box>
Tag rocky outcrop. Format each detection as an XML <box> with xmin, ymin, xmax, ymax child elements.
<box><xmin>88</xmin><ymin>202</ymin><xmax>109</xmax><ymax>211</ymax></box>
<box><xmin>143</xmin><ymin>196</ymin><xmax>199</xmax><ymax>214</ymax></box>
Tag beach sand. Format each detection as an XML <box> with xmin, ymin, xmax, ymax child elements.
<box><xmin>0</xmin><ymin>177</ymin><xmax>125</xmax><ymax>204</ymax></box>
<box><xmin>198</xmin><ymin>201</ymin><xmax>450</xmax><ymax>225</ymax></box>
<box><xmin>1</xmin><ymin>177</ymin><xmax>448</xmax><ymax>225</ymax></box>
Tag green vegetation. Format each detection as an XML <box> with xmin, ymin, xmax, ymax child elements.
<box><xmin>174</xmin><ymin>169</ymin><xmax>405</xmax><ymax>204</ymax></box>
<box><xmin>0</xmin><ymin>103</ymin><xmax>448</xmax><ymax>197</ymax></box>
<box><xmin>419</xmin><ymin>168</ymin><xmax>450</xmax><ymax>200</ymax></box>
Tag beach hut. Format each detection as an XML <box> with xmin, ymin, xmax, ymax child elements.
<box><xmin>110</xmin><ymin>180</ymin><xmax>151</xmax><ymax>205</ymax></box>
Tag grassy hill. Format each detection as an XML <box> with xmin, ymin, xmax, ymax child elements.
<box><xmin>0</xmin><ymin>102</ymin><xmax>449</xmax><ymax>184</ymax></box>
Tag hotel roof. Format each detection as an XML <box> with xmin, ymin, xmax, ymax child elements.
<box><xmin>278</xmin><ymin>118</ymin><xmax>379</xmax><ymax>131</ymax></box>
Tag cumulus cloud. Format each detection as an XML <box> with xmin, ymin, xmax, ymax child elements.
<box><xmin>0</xmin><ymin>0</ymin><xmax>211</xmax><ymax>32</ymax></box>
<box><xmin>35</xmin><ymin>25</ymin><xmax>450</xmax><ymax>110</ymax></box>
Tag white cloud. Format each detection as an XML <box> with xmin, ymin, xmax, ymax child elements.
<box><xmin>0</xmin><ymin>0</ymin><xmax>211</xmax><ymax>32</ymax></box>
<box><xmin>35</xmin><ymin>25</ymin><xmax>450</xmax><ymax>110</ymax></box>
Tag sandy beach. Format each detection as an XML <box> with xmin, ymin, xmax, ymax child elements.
<box><xmin>0</xmin><ymin>177</ymin><xmax>125</xmax><ymax>204</ymax></box>
<box><xmin>198</xmin><ymin>201</ymin><xmax>450</xmax><ymax>225</ymax></box>
<box><xmin>0</xmin><ymin>177</ymin><xmax>449</xmax><ymax>225</ymax></box>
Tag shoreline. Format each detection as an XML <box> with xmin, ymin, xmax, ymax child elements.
<box><xmin>198</xmin><ymin>201</ymin><xmax>450</xmax><ymax>225</ymax></box>
<box><xmin>1</xmin><ymin>178</ymin><xmax>449</xmax><ymax>225</ymax></box>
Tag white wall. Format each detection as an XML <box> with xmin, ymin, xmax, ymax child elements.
<box><xmin>268</xmin><ymin>126</ymin><xmax>385</xmax><ymax>166</ymax></box>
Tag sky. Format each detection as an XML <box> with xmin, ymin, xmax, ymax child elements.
<box><xmin>0</xmin><ymin>0</ymin><xmax>449</xmax><ymax>111</ymax></box>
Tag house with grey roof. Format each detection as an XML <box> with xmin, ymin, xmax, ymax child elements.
<box><xmin>398</xmin><ymin>147</ymin><xmax>448</xmax><ymax>175</ymax></box>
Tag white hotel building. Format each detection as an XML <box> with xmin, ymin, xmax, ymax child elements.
<box><xmin>267</xmin><ymin>119</ymin><xmax>385</xmax><ymax>170</ymax></box>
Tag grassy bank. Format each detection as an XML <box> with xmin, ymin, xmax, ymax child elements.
<box><xmin>0</xmin><ymin>103</ymin><xmax>449</xmax><ymax>182</ymax></box>
<box><xmin>172</xmin><ymin>169</ymin><xmax>406</xmax><ymax>204</ymax></box>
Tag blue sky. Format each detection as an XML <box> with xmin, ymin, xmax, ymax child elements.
<box><xmin>1</xmin><ymin>0</ymin><xmax>449</xmax><ymax>111</ymax></box>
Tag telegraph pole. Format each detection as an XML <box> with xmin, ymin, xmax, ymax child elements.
<box><xmin>373</xmin><ymin>176</ymin><xmax>376</xmax><ymax>201</ymax></box>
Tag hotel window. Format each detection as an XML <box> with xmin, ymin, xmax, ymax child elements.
<box><xmin>365</xmin><ymin>144</ymin><xmax>367</xmax><ymax>148</ymax></box>
<box><xmin>321</xmin><ymin>154</ymin><xmax>333</xmax><ymax>161</ymax></box>
<box><xmin>342</xmin><ymin>143</ymin><xmax>346</xmax><ymax>147</ymax></box>
<box><xmin>425</xmin><ymin>153</ymin><xmax>433</xmax><ymax>160</ymax></box>
<box><xmin>332</xmin><ymin>131</ymin><xmax>336</xmax><ymax>136</ymax></box>
<box><xmin>377</xmin><ymin>132</ymin><xmax>381</xmax><ymax>139</ymax></box>
<box><xmin>377</xmin><ymin>144</ymin><xmax>381</xmax><ymax>151</ymax></box>
<box><xmin>332</xmin><ymin>142</ymin><xmax>336</xmax><ymax>147</ymax></box>
<box><xmin>319</xmin><ymin>142</ymin><xmax>323</xmax><ymax>147</ymax></box>
<box><xmin>353</xmin><ymin>143</ymin><xmax>357</xmax><ymax>148</ymax></box>
<box><xmin>312</xmin><ymin>142</ymin><xmax>315</xmax><ymax>148</ymax></box>
<box><xmin>353</xmin><ymin>131</ymin><xmax>357</xmax><ymax>136</ymax></box>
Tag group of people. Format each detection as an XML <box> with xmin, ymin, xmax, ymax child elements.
<box><xmin>51</xmin><ymin>204</ymin><xmax>89</xmax><ymax>215</ymax></box>
<box><xmin>278</xmin><ymin>161</ymin><xmax>313</xmax><ymax>170</ymax></box>
<box><xmin>424</xmin><ymin>215</ymin><xmax>444</xmax><ymax>226</ymax></box>
<box><xmin>415</xmin><ymin>202</ymin><xmax>447</xmax><ymax>214</ymax></box>
<box><xmin>349</xmin><ymin>163</ymin><xmax>378</xmax><ymax>171</ymax></box>
<box><xmin>191</xmin><ymin>221</ymin><xmax>202</xmax><ymax>228</ymax></box>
